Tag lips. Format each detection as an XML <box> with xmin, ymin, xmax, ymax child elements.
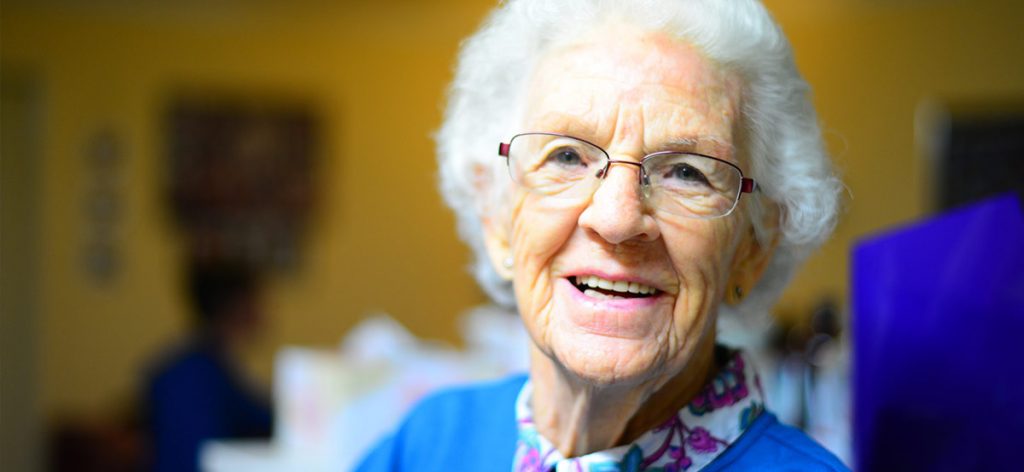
<box><xmin>569</xmin><ymin>274</ymin><xmax>660</xmax><ymax>299</ymax></box>
<box><xmin>556</xmin><ymin>276</ymin><xmax>666</xmax><ymax>338</ymax></box>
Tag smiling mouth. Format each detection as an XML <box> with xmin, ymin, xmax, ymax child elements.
<box><xmin>569</xmin><ymin>275</ymin><xmax>660</xmax><ymax>300</ymax></box>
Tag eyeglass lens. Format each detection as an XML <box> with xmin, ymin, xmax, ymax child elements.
<box><xmin>505</xmin><ymin>133</ymin><xmax>743</xmax><ymax>218</ymax></box>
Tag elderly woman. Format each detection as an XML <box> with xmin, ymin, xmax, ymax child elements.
<box><xmin>359</xmin><ymin>0</ymin><xmax>847</xmax><ymax>470</ymax></box>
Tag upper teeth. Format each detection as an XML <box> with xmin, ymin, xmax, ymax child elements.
<box><xmin>575</xmin><ymin>275</ymin><xmax>657</xmax><ymax>295</ymax></box>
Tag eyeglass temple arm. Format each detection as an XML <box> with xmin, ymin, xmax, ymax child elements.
<box><xmin>741</xmin><ymin>178</ymin><xmax>756</xmax><ymax>193</ymax></box>
<box><xmin>498</xmin><ymin>142</ymin><xmax>510</xmax><ymax>157</ymax></box>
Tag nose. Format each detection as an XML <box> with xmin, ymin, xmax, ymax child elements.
<box><xmin>578</xmin><ymin>160</ymin><xmax>661</xmax><ymax>244</ymax></box>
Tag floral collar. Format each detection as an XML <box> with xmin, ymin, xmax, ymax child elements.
<box><xmin>513</xmin><ymin>348</ymin><xmax>765</xmax><ymax>472</ymax></box>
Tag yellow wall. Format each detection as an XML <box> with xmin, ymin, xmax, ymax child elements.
<box><xmin>762</xmin><ymin>0</ymin><xmax>1024</xmax><ymax>317</ymax></box>
<box><xmin>2</xmin><ymin>0</ymin><xmax>1023</xmax><ymax>419</ymax></box>
<box><xmin>1</xmin><ymin>1</ymin><xmax>496</xmax><ymax>416</ymax></box>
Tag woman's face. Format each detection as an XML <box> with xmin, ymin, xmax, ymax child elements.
<box><xmin>488</xmin><ymin>24</ymin><xmax>767</xmax><ymax>388</ymax></box>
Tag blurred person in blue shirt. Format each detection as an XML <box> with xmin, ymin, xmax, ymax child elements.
<box><xmin>144</xmin><ymin>261</ymin><xmax>272</xmax><ymax>472</ymax></box>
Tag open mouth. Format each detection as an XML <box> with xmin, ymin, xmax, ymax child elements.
<box><xmin>569</xmin><ymin>275</ymin><xmax>660</xmax><ymax>300</ymax></box>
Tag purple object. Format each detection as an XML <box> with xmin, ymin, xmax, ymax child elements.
<box><xmin>853</xmin><ymin>193</ymin><xmax>1024</xmax><ymax>471</ymax></box>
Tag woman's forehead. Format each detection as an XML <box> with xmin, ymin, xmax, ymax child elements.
<box><xmin>541</xmin><ymin>25</ymin><xmax>730</xmax><ymax>93</ymax></box>
<box><xmin>523</xmin><ymin>24</ymin><xmax>742</xmax><ymax>157</ymax></box>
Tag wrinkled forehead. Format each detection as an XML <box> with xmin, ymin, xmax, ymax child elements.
<box><xmin>522</xmin><ymin>22</ymin><xmax>743</xmax><ymax>158</ymax></box>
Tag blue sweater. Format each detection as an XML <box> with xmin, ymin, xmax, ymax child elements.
<box><xmin>356</xmin><ymin>375</ymin><xmax>849</xmax><ymax>471</ymax></box>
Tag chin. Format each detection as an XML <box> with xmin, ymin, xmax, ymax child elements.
<box><xmin>548</xmin><ymin>331</ymin><xmax>672</xmax><ymax>388</ymax></box>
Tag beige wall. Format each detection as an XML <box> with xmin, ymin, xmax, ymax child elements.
<box><xmin>2</xmin><ymin>0</ymin><xmax>1022</xmax><ymax>420</ymax></box>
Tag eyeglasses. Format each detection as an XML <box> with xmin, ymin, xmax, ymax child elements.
<box><xmin>498</xmin><ymin>132</ymin><xmax>756</xmax><ymax>219</ymax></box>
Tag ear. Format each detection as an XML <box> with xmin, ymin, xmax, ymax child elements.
<box><xmin>726</xmin><ymin>213</ymin><xmax>780</xmax><ymax>305</ymax></box>
<box><xmin>482</xmin><ymin>214</ymin><xmax>514</xmax><ymax>281</ymax></box>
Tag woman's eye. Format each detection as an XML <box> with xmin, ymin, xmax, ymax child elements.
<box><xmin>545</xmin><ymin>148</ymin><xmax>586</xmax><ymax>167</ymax></box>
<box><xmin>666</xmin><ymin>164</ymin><xmax>710</xmax><ymax>185</ymax></box>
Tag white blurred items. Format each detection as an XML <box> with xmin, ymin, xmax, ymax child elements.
<box><xmin>724</xmin><ymin>302</ymin><xmax>852</xmax><ymax>468</ymax></box>
<box><xmin>202</xmin><ymin>305</ymin><xmax>528</xmax><ymax>472</ymax></box>
<box><xmin>201</xmin><ymin>441</ymin><xmax>290</xmax><ymax>472</ymax></box>
<box><xmin>804</xmin><ymin>337</ymin><xmax>851</xmax><ymax>465</ymax></box>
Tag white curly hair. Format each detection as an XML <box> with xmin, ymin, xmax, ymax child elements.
<box><xmin>436</xmin><ymin>0</ymin><xmax>842</xmax><ymax>326</ymax></box>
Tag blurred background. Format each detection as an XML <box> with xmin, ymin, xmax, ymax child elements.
<box><xmin>2</xmin><ymin>0</ymin><xmax>1022</xmax><ymax>471</ymax></box>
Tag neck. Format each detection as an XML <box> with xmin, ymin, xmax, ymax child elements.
<box><xmin>528</xmin><ymin>337</ymin><xmax>717</xmax><ymax>457</ymax></box>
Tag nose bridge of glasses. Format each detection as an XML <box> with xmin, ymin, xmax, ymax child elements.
<box><xmin>595</xmin><ymin>159</ymin><xmax>644</xmax><ymax>182</ymax></box>
<box><xmin>591</xmin><ymin>158</ymin><xmax>651</xmax><ymax>206</ymax></box>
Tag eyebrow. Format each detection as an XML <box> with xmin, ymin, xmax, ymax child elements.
<box><xmin>529</xmin><ymin>113</ymin><xmax>737</xmax><ymax>160</ymax></box>
<box><xmin>661</xmin><ymin>137</ymin><xmax>698</xmax><ymax>148</ymax></box>
<box><xmin>532</xmin><ymin>113</ymin><xmax>599</xmax><ymax>139</ymax></box>
<box><xmin>655</xmin><ymin>136</ymin><xmax>736</xmax><ymax>161</ymax></box>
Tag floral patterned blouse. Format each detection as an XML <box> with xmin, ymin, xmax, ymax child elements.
<box><xmin>513</xmin><ymin>349</ymin><xmax>765</xmax><ymax>472</ymax></box>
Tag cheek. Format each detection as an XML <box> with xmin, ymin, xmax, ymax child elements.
<box><xmin>663</xmin><ymin>219</ymin><xmax>735</xmax><ymax>272</ymax></box>
<box><xmin>508</xmin><ymin>194</ymin><xmax>585</xmax><ymax>268</ymax></box>
<box><xmin>658</xmin><ymin>217</ymin><xmax>741</xmax><ymax>317</ymax></box>
<box><xmin>507</xmin><ymin>194</ymin><xmax>586</xmax><ymax>310</ymax></box>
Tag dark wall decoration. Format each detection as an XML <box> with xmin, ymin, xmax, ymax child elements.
<box><xmin>83</xmin><ymin>128</ymin><xmax>123</xmax><ymax>283</ymax></box>
<box><xmin>937</xmin><ymin>108</ymin><xmax>1024</xmax><ymax>210</ymax></box>
<box><xmin>166</xmin><ymin>98</ymin><xmax>319</xmax><ymax>271</ymax></box>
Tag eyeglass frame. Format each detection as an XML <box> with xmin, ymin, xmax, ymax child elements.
<box><xmin>498</xmin><ymin>132</ymin><xmax>756</xmax><ymax>218</ymax></box>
